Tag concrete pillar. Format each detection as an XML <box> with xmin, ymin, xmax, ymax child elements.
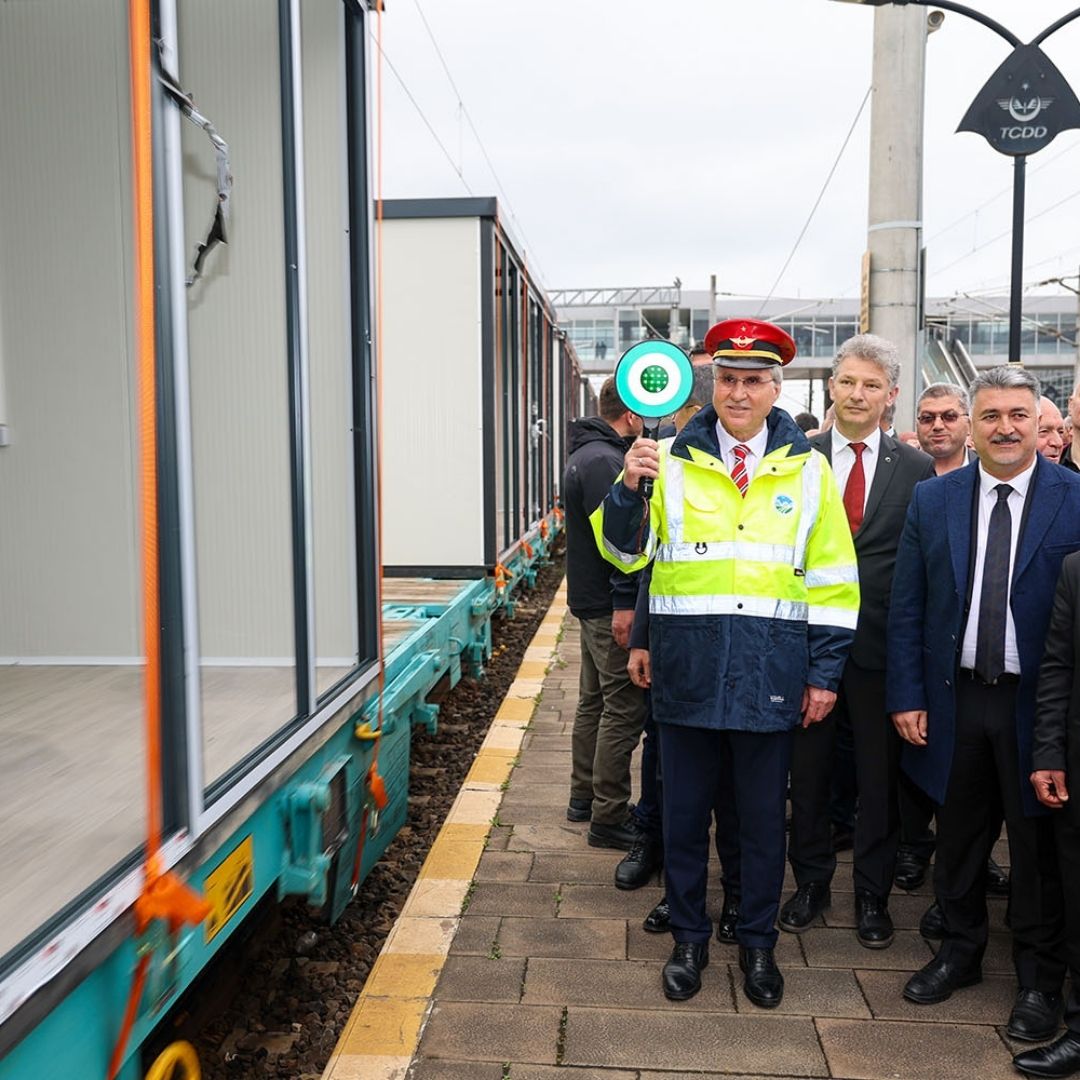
<box><xmin>867</xmin><ymin>4</ymin><xmax>927</xmax><ymax>430</ymax></box>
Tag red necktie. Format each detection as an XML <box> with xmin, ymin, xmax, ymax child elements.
<box><xmin>731</xmin><ymin>444</ymin><xmax>750</xmax><ymax>496</ymax></box>
<box><xmin>843</xmin><ymin>441</ymin><xmax>866</xmax><ymax>533</ymax></box>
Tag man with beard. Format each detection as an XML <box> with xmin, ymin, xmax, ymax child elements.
<box><xmin>915</xmin><ymin>383</ymin><xmax>972</xmax><ymax>477</ymax></box>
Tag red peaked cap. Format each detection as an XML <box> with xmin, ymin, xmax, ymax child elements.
<box><xmin>704</xmin><ymin>318</ymin><xmax>797</xmax><ymax>369</ymax></box>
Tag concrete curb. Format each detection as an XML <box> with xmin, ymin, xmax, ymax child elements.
<box><xmin>321</xmin><ymin>580</ymin><xmax>569</xmax><ymax>1080</ymax></box>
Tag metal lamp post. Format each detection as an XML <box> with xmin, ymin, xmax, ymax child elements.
<box><xmin>834</xmin><ymin>0</ymin><xmax>1080</xmax><ymax>365</ymax></box>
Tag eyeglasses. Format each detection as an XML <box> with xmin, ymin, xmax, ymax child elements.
<box><xmin>916</xmin><ymin>410</ymin><xmax>966</xmax><ymax>426</ymax></box>
<box><xmin>716</xmin><ymin>373</ymin><xmax>774</xmax><ymax>391</ymax></box>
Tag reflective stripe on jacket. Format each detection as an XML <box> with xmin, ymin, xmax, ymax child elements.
<box><xmin>590</xmin><ymin>405</ymin><xmax>859</xmax><ymax>733</ymax></box>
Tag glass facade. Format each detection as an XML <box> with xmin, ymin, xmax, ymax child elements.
<box><xmin>560</xmin><ymin>301</ymin><xmax>1078</xmax><ymax>370</ymax></box>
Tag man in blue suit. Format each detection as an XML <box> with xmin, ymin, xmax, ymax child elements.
<box><xmin>888</xmin><ymin>366</ymin><xmax>1080</xmax><ymax>1040</ymax></box>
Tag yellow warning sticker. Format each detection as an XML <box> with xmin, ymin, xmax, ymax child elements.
<box><xmin>204</xmin><ymin>836</ymin><xmax>254</xmax><ymax>943</ymax></box>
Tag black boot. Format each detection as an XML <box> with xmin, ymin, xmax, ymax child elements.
<box><xmin>1013</xmin><ymin>1032</ymin><xmax>1080</xmax><ymax>1078</ymax></box>
<box><xmin>986</xmin><ymin>856</ymin><xmax>1011</xmax><ymax>897</ymax></box>
<box><xmin>893</xmin><ymin>846</ymin><xmax>929</xmax><ymax>891</ymax></box>
<box><xmin>1007</xmin><ymin>989</ymin><xmax>1064</xmax><ymax>1043</ymax></box>
<box><xmin>739</xmin><ymin>946</ymin><xmax>784</xmax><ymax>1008</ymax></box>
<box><xmin>778</xmin><ymin>881</ymin><xmax>830</xmax><ymax>932</ymax></box>
<box><xmin>643</xmin><ymin>895</ymin><xmax>670</xmax><ymax>934</ymax></box>
<box><xmin>662</xmin><ymin>942</ymin><xmax>708</xmax><ymax>1001</ymax></box>
<box><xmin>587</xmin><ymin>818</ymin><xmax>640</xmax><ymax>850</ymax></box>
<box><xmin>566</xmin><ymin>797</ymin><xmax>592</xmax><ymax>822</ymax></box>
<box><xmin>614</xmin><ymin>837</ymin><xmax>662</xmax><ymax>890</ymax></box>
<box><xmin>855</xmin><ymin>889</ymin><xmax>894</xmax><ymax>949</ymax></box>
<box><xmin>919</xmin><ymin>899</ymin><xmax>946</xmax><ymax>941</ymax></box>
<box><xmin>716</xmin><ymin>894</ymin><xmax>739</xmax><ymax>945</ymax></box>
<box><xmin>903</xmin><ymin>953</ymin><xmax>982</xmax><ymax>1004</ymax></box>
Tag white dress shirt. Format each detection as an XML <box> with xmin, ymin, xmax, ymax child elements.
<box><xmin>716</xmin><ymin>422</ymin><xmax>769</xmax><ymax>485</ymax></box>
<box><xmin>830</xmin><ymin>426</ymin><xmax>882</xmax><ymax>513</ymax></box>
<box><xmin>959</xmin><ymin>459</ymin><xmax>1036</xmax><ymax>674</ymax></box>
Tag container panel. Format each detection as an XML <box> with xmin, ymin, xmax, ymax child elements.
<box><xmin>0</xmin><ymin>0</ymin><xmax>146</xmax><ymax>966</ymax></box>
<box><xmin>381</xmin><ymin>217</ymin><xmax>485</xmax><ymax>569</ymax></box>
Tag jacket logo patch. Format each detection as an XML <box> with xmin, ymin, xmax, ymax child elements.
<box><xmin>774</xmin><ymin>494</ymin><xmax>794</xmax><ymax>515</ymax></box>
<box><xmin>769</xmin><ymin>694</ymin><xmax>785</xmax><ymax>703</ymax></box>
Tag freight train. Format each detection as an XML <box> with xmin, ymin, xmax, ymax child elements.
<box><xmin>0</xmin><ymin>2</ymin><xmax>591</xmax><ymax>1077</ymax></box>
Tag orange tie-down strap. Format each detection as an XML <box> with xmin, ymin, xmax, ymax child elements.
<box><xmin>107</xmin><ymin>1</ymin><xmax>212</xmax><ymax>1076</ymax></box>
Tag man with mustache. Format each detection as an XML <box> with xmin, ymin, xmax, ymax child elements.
<box><xmin>888</xmin><ymin>366</ymin><xmax>1080</xmax><ymax>1039</ymax></box>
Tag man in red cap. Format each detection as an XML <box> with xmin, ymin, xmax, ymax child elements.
<box><xmin>592</xmin><ymin>319</ymin><xmax>859</xmax><ymax>1009</ymax></box>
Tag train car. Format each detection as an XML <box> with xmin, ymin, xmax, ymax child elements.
<box><xmin>380</xmin><ymin>198</ymin><xmax>577</xmax><ymax>605</ymax></box>
<box><xmin>0</xmin><ymin>3</ymin><xmax>573</xmax><ymax>1078</ymax></box>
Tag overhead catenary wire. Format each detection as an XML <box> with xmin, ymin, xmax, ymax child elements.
<box><xmin>962</xmin><ymin>245</ymin><xmax>1080</xmax><ymax>295</ymax></box>
<box><xmin>757</xmin><ymin>86</ymin><xmax>872</xmax><ymax>316</ymax></box>
<box><xmin>408</xmin><ymin>0</ymin><xmax>548</xmax><ymax>285</ymax></box>
<box><xmin>937</xmin><ymin>292</ymin><xmax>1078</xmax><ymax>347</ymax></box>
<box><xmin>374</xmin><ymin>37</ymin><xmax>473</xmax><ymax>195</ymax></box>
<box><xmin>926</xmin><ymin>138</ymin><xmax>1080</xmax><ymax>244</ymax></box>
<box><xmin>929</xmin><ymin>185</ymin><xmax>1080</xmax><ymax>279</ymax></box>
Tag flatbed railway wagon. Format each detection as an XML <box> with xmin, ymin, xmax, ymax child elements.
<box><xmin>0</xmin><ymin>3</ymin><xmax>576</xmax><ymax>1078</ymax></box>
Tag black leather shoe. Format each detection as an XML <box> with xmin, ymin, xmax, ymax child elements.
<box><xmin>831</xmin><ymin>824</ymin><xmax>855</xmax><ymax>853</ymax></box>
<box><xmin>662</xmin><ymin>942</ymin><xmax>708</xmax><ymax>1001</ymax></box>
<box><xmin>614</xmin><ymin>837</ymin><xmax>662</xmax><ymax>890</ymax></box>
<box><xmin>716</xmin><ymin>895</ymin><xmax>739</xmax><ymax>945</ymax></box>
<box><xmin>1013</xmin><ymin>1032</ymin><xmax>1080</xmax><ymax>1078</ymax></box>
<box><xmin>643</xmin><ymin>895</ymin><xmax>670</xmax><ymax>934</ymax></box>
<box><xmin>778</xmin><ymin>882</ymin><xmax>831</xmax><ymax>932</ymax></box>
<box><xmin>855</xmin><ymin>889</ymin><xmax>895</xmax><ymax>949</ymax></box>
<box><xmin>903</xmin><ymin>954</ymin><xmax>982</xmax><ymax>1004</ymax></box>
<box><xmin>919</xmin><ymin>899</ymin><xmax>946</xmax><ymax>941</ymax></box>
<box><xmin>986</xmin><ymin>856</ymin><xmax>1011</xmax><ymax>897</ymax></box>
<box><xmin>566</xmin><ymin>798</ymin><xmax>592</xmax><ymax>823</ymax></box>
<box><xmin>587</xmin><ymin>819</ymin><xmax>640</xmax><ymax>850</ymax></box>
<box><xmin>1008</xmin><ymin>989</ymin><xmax>1065</xmax><ymax>1042</ymax></box>
<box><xmin>894</xmin><ymin>847</ymin><xmax>929</xmax><ymax>891</ymax></box>
<box><xmin>739</xmin><ymin>946</ymin><xmax>784</xmax><ymax>1009</ymax></box>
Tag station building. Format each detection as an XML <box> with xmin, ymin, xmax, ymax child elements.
<box><xmin>555</xmin><ymin>288</ymin><xmax>1080</xmax><ymax>412</ymax></box>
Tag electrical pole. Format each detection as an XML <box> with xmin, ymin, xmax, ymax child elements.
<box><xmin>866</xmin><ymin>3</ymin><xmax>927</xmax><ymax>430</ymax></box>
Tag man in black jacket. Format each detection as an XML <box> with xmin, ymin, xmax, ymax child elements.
<box><xmin>781</xmin><ymin>335</ymin><xmax>934</xmax><ymax>948</ymax></box>
<box><xmin>564</xmin><ymin>377</ymin><xmax>646</xmax><ymax>849</ymax></box>
<box><xmin>1015</xmin><ymin>551</ymin><xmax>1080</xmax><ymax>1077</ymax></box>
<box><xmin>1061</xmin><ymin>381</ymin><xmax>1080</xmax><ymax>473</ymax></box>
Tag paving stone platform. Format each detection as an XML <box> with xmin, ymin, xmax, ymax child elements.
<box><xmin>405</xmin><ymin>609</ymin><xmax>1025</xmax><ymax>1080</ymax></box>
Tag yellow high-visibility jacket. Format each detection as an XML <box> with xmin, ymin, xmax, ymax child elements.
<box><xmin>591</xmin><ymin>406</ymin><xmax>859</xmax><ymax>733</ymax></box>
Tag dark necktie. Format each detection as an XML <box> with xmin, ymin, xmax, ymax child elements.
<box><xmin>974</xmin><ymin>483</ymin><xmax>1014</xmax><ymax>684</ymax></box>
<box><xmin>843</xmin><ymin>442</ymin><xmax>867</xmax><ymax>533</ymax></box>
<box><xmin>731</xmin><ymin>444</ymin><xmax>750</xmax><ymax>496</ymax></box>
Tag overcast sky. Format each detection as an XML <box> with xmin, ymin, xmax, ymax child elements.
<box><xmin>374</xmin><ymin>0</ymin><xmax>1080</xmax><ymax>312</ymax></box>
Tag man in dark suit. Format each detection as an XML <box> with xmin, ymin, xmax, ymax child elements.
<box><xmin>1013</xmin><ymin>551</ymin><xmax>1080</xmax><ymax>1076</ymax></box>
<box><xmin>781</xmin><ymin>335</ymin><xmax>934</xmax><ymax>948</ymax></box>
<box><xmin>888</xmin><ymin>366</ymin><xmax>1080</xmax><ymax>1039</ymax></box>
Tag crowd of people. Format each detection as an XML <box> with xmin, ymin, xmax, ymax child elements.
<box><xmin>561</xmin><ymin>318</ymin><xmax>1080</xmax><ymax>1079</ymax></box>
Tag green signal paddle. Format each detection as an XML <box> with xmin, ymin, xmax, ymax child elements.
<box><xmin>614</xmin><ymin>340</ymin><xmax>694</xmax><ymax>498</ymax></box>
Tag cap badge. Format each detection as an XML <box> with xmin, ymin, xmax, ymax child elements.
<box><xmin>731</xmin><ymin>336</ymin><xmax>755</xmax><ymax>350</ymax></box>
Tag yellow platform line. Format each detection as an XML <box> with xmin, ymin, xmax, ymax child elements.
<box><xmin>322</xmin><ymin>579</ymin><xmax>569</xmax><ymax>1080</ymax></box>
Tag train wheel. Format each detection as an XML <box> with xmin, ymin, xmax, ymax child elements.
<box><xmin>144</xmin><ymin>1040</ymin><xmax>201</xmax><ymax>1080</ymax></box>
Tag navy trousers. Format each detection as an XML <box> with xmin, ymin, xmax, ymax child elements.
<box><xmin>659</xmin><ymin>723</ymin><xmax>791</xmax><ymax>949</ymax></box>
<box><xmin>633</xmin><ymin>697</ymin><xmax>741</xmax><ymax>896</ymax></box>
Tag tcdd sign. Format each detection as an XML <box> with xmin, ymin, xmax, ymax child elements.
<box><xmin>958</xmin><ymin>44</ymin><xmax>1080</xmax><ymax>157</ymax></box>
